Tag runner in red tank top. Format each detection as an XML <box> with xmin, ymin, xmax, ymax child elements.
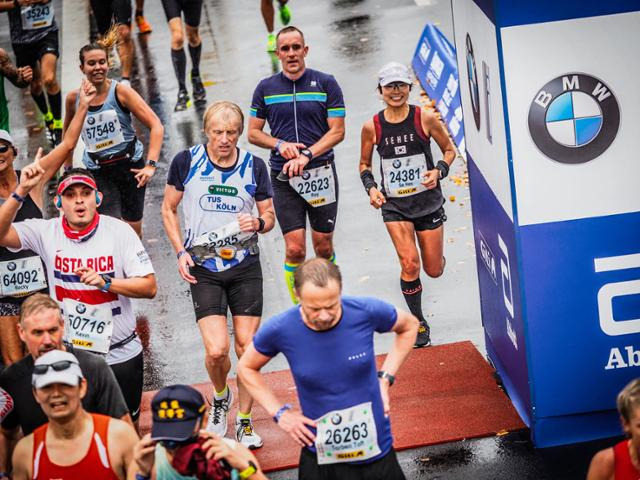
<box><xmin>10</xmin><ymin>350</ymin><xmax>138</xmax><ymax>480</ymax></box>
<box><xmin>588</xmin><ymin>379</ymin><xmax>640</xmax><ymax>480</ymax></box>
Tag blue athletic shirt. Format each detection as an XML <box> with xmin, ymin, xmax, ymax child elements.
<box><xmin>250</xmin><ymin>68</ymin><xmax>346</xmax><ymax>172</ymax></box>
<box><xmin>253</xmin><ymin>296</ymin><xmax>397</xmax><ymax>463</ymax></box>
<box><xmin>167</xmin><ymin>146</ymin><xmax>272</xmax><ymax>272</ymax></box>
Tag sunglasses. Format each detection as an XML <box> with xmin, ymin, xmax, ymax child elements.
<box><xmin>382</xmin><ymin>82</ymin><xmax>410</xmax><ymax>91</ymax></box>
<box><xmin>0</xmin><ymin>145</ymin><xmax>11</xmax><ymax>154</ymax></box>
<box><xmin>33</xmin><ymin>360</ymin><xmax>77</xmax><ymax>375</ymax></box>
<box><xmin>278</xmin><ymin>43</ymin><xmax>304</xmax><ymax>53</ymax></box>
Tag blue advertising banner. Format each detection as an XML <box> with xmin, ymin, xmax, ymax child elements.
<box><xmin>411</xmin><ymin>23</ymin><xmax>465</xmax><ymax>153</ymax></box>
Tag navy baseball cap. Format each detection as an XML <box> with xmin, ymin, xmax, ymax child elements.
<box><xmin>150</xmin><ymin>385</ymin><xmax>207</xmax><ymax>441</ymax></box>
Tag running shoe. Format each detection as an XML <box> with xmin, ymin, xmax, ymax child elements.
<box><xmin>267</xmin><ymin>33</ymin><xmax>276</xmax><ymax>53</ymax></box>
<box><xmin>236</xmin><ymin>418</ymin><xmax>263</xmax><ymax>450</ymax></box>
<box><xmin>206</xmin><ymin>388</ymin><xmax>233</xmax><ymax>436</ymax></box>
<box><xmin>135</xmin><ymin>15</ymin><xmax>152</xmax><ymax>34</ymax></box>
<box><xmin>51</xmin><ymin>119</ymin><xmax>63</xmax><ymax>147</ymax></box>
<box><xmin>415</xmin><ymin>319</ymin><xmax>431</xmax><ymax>348</ymax></box>
<box><xmin>174</xmin><ymin>90</ymin><xmax>190</xmax><ymax>112</ymax></box>
<box><xmin>191</xmin><ymin>75</ymin><xmax>207</xmax><ymax>104</ymax></box>
<box><xmin>278</xmin><ymin>3</ymin><xmax>291</xmax><ymax>25</ymax></box>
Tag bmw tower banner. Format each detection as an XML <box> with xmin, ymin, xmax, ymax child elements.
<box><xmin>412</xmin><ymin>23</ymin><xmax>465</xmax><ymax>156</ymax></box>
<box><xmin>452</xmin><ymin>0</ymin><xmax>640</xmax><ymax>447</ymax></box>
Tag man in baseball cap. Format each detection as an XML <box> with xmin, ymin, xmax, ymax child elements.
<box><xmin>378</xmin><ymin>61</ymin><xmax>412</xmax><ymax>87</ymax></box>
<box><xmin>129</xmin><ymin>384</ymin><xmax>266</xmax><ymax>479</ymax></box>
<box><xmin>11</xmin><ymin>349</ymin><xmax>139</xmax><ymax>480</ymax></box>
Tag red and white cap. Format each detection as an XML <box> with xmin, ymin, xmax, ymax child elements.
<box><xmin>56</xmin><ymin>174</ymin><xmax>98</xmax><ymax>195</ymax></box>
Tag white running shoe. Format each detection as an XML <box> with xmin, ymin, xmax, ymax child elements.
<box><xmin>206</xmin><ymin>388</ymin><xmax>233</xmax><ymax>436</ymax></box>
<box><xmin>236</xmin><ymin>417</ymin><xmax>263</xmax><ymax>450</ymax></box>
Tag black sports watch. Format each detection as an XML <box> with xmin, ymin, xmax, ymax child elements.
<box><xmin>256</xmin><ymin>217</ymin><xmax>265</xmax><ymax>232</ymax></box>
<box><xmin>99</xmin><ymin>274</ymin><xmax>112</xmax><ymax>292</ymax></box>
<box><xmin>300</xmin><ymin>149</ymin><xmax>313</xmax><ymax>161</ymax></box>
<box><xmin>377</xmin><ymin>370</ymin><xmax>395</xmax><ymax>386</ymax></box>
<box><xmin>146</xmin><ymin>159</ymin><xmax>158</xmax><ymax>168</ymax></box>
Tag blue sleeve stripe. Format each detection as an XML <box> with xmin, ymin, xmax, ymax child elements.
<box><xmin>249</xmin><ymin>108</ymin><xmax>258</xmax><ymax>116</ymax></box>
<box><xmin>328</xmin><ymin>108</ymin><xmax>346</xmax><ymax>117</ymax></box>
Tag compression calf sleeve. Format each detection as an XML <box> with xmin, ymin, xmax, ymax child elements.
<box><xmin>48</xmin><ymin>91</ymin><xmax>62</xmax><ymax>120</ymax></box>
<box><xmin>401</xmin><ymin>277</ymin><xmax>427</xmax><ymax>322</ymax></box>
<box><xmin>188</xmin><ymin>43</ymin><xmax>202</xmax><ymax>77</ymax></box>
<box><xmin>171</xmin><ymin>48</ymin><xmax>187</xmax><ymax>91</ymax></box>
<box><xmin>284</xmin><ymin>261</ymin><xmax>300</xmax><ymax>304</ymax></box>
<box><xmin>32</xmin><ymin>92</ymin><xmax>49</xmax><ymax>116</ymax></box>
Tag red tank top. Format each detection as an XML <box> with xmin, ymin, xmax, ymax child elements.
<box><xmin>31</xmin><ymin>413</ymin><xmax>120</xmax><ymax>480</ymax></box>
<box><xmin>614</xmin><ymin>440</ymin><xmax>640</xmax><ymax>480</ymax></box>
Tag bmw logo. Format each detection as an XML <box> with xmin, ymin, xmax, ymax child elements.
<box><xmin>6</xmin><ymin>262</ymin><xmax>16</xmax><ymax>271</ymax></box>
<box><xmin>87</xmin><ymin>116</ymin><xmax>95</xmax><ymax>126</ymax></box>
<box><xmin>76</xmin><ymin>304</ymin><xmax>86</xmax><ymax>314</ymax></box>
<box><xmin>301</xmin><ymin>171</ymin><xmax>310</xmax><ymax>181</ymax></box>
<box><xmin>330</xmin><ymin>414</ymin><xmax>342</xmax><ymax>426</ymax></box>
<box><xmin>528</xmin><ymin>73</ymin><xmax>620</xmax><ymax>164</ymax></box>
<box><xmin>392</xmin><ymin>159</ymin><xmax>401</xmax><ymax>169</ymax></box>
<box><xmin>465</xmin><ymin>34</ymin><xmax>480</xmax><ymax>131</ymax></box>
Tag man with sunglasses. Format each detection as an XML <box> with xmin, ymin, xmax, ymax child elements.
<box><xmin>129</xmin><ymin>384</ymin><xmax>267</xmax><ymax>479</ymax></box>
<box><xmin>0</xmin><ymin>293</ymin><xmax>130</xmax><ymax>478</ymax></box>
<box><xmin>11</xmin><ymin>349</ymin><xmax>139</xmax><ymax>480</ymax></box>
<box><xmin>0</xmin><ymin>164</ymin><xmax>157</xmax><ymax>429</ymax></box>
<box><xmin>248</xmin><ymin>25</ymin><xmax>346</xmax><ymax>305</ymax></box>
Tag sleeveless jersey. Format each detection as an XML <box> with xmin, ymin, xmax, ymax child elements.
<box><xmin>11</xmin><ymin>215</ymin><xmax>154</xmax><ymax>364</ymax></box>
<box><xmin>32</xmin><ymin>413</ymin><xmax>119</xmax><ymax>480</ymax></box>
<box><xmin>0</xmin><ymin>172</ymin><xmax>46</xmax><ymax>302</ymax></box>
<box><xmin>0</xmin><ymin>76</ymin><xmax>7</xmax><ymax>132</ymax></box>
<box><xmin>181</xmin><ymin>145</ymin><xmax>260</xmax><ymax>273</ymax></box>
<box><xmin>374</xmin><ymin>105</ymin><xmax>444</xmax><ymax>218</ymax></box>
<box><xmin>80</xmin><ymin>80</ymin><xmax>143</xmax><ymax>169</ymax></box>
<box><xmin>614</xmin><ymin>440</ymin><xmax>640</xmax><ymax>480</ymax></box>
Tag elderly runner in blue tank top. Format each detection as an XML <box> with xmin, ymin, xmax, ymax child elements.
<box><xmin>238</xmin><ymin>258</ymin><xmax>418</xmax><ymax>479</ymax></box>
<box><xmin>63</xmin><ymin>28</ymin><xmax>164</xmax><ymax>239</ymax></box>
<box><xmin>359</xmin><ymin>62</ymin><xmax>456</xmax><ymax>348</ymax></box>
<box><xmin>162</xmin><ymin>101</ymin><xmax>275</xmax><ymax>451</ymax></box>
<box><xmin>248</xmin><ymin>26</ymin><xmax>345</xmax><ymax>305</ymax></box>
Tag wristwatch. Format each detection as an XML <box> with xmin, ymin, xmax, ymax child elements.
<box><xmin>99</xmin><ymin>274</ymin><xmax>112</xmax><ymax>292</ymax></box>
<box><xmin>377</xmin><ymin>370</ymin><xmax>395</xmax><ymax>386</ymax></box>
<box><xmin>238</xmin><ymin>460</ymin><xmax>258</xmax><ymax>479</ymax></box>
<box><xmin>146</xmin><ymin>159</ymin><xmax>158</xmax><ymax>168</ymax></box>
<box><xmin>256</xmin><ymin>217</ymin><xmax>265</xmax><ymax>232</ymax></box>
<box><xmin>300</xmin><ymin>148</ymin><xmax>313</xmax><ymax>161</ymax></box>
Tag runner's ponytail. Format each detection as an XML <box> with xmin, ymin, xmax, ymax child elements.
<box><xmin>79</xmin><ymin>25</ymin><xmax>120</xmax><ymax>68</ymax></box>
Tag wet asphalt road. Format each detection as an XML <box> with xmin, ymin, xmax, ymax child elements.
<box><xmin>1</xmin><ymin>0</ymin><xmax>623</xmax><ymax>478</ymax></box>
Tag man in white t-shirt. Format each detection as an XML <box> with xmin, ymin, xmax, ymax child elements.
<box><xmin>0</xmin><ymin>164</ymin><xmax>156</xmax><ymax>426</ymax></box>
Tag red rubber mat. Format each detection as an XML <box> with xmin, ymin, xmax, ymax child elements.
<box><xmin>139</xmin><ymin>341</ymin><xmax>525</xmax><ymax>473</ymax></box>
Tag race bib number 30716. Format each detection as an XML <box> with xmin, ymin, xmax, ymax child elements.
<box><xmin>63</xmin><ymin>299</ymin><xmax>113</xmax><ymax>354</ymax></box>
<box><xmin>315</xmin><ymin>402</ymin><xmax>381</xmax><ymax>465</ymax></box>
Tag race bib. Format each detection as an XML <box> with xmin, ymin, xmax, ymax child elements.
<box><xmin>0</xmin><ymin>256</ymin><xmax>47</xmax><ymax>297</ymax></box>
<box><xmin>315</xmin><ymin>402</ymin><xmax>381</xmax><ymax>465</ymax></box>
<box><xmin>20</xmin><ymin>4</ymin><xmax>54</xmax><ymax>30</ymax></box>
<box><xmin>289</xmin><ymin>165</ymin><xmax>336</xmax><ymax>207</ymax></box>
<box><xmin>63</xmin><ymin>299</ymin><xmax>113</xmax><ymax>354</ymax></box>
<box><xmin>189</xmin><ymin>220</ymin><xmax>255</xmax><ymax>261</ymax></box>
<box><xmin>381</xmin><ymin>154</ymin><xmax>428</xmax><ymax>197</ymax></box>
<box><xmin>82</xmin><ymin>109</ymin><xmax>125</xmax><ymax>153</ymax></box>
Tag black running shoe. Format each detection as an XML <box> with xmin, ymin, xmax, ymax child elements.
<box><xmin>174</xmin><ymin>90</ymin><xmax>190</xmax><ymax>112</ymax></box>
<box><xmin>191</xmin><ymin>75</ymin><xmax>206</xmax><ymax>104</ymax></box>
<box><xmin>415</xmin><ymin>319</ymin><xmax>431</xmax><ymax>348</ymax></box>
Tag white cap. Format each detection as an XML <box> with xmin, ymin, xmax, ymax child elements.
<box><xmin>0</xmin><ymin>130</ymin><xmax>14</xmax><ymax>146</ymax></box>
<box><xmin>378</xmin><ymin>62</ymin><xmax>412</xmax><ymax>86</ymax></box>
<box><xmin>32</xmin><ymin>350</ymin><xmax>84</xmax><ymax>389</ymax></box>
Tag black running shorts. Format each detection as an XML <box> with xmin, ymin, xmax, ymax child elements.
<box><xmin>12</xmin><ymin>30</ymin><xmax>59</xmax><ymax>68</ymax></box>
<box><xmin>189</xmin><ymin>258</ymin><xmax>263</xmax><ymax>320</ymax></box>
<box><xmin>90</xmin><ymin>0</ymin><xmax>132</xmax><ymax>34</ymax></box>
<box><xmin>109</xmin><ymin>351</ymin><xmax>143</xmax><ymax>421</ymax></box>
<box><xmin>270</xmin><ymin>163</ymin><xmax>339</xmax><ymax>235</ymax></box>
<box><xmin>298</xmin><ymin>447</ymin><xmax>406</xmax><ymax>480</ymax></box>
<box><xmin>382</xmin><ymin>206</ymin><xmax>447</xmax><ymax>231</ymax></box>
<box><xmin>161</xmin><ymin>0</ymin><xmax>204</xmax><ymax>27</ymax></box>
<box><xmin>92</xmin><ymin>158</ymin><xmax>146</xmax><ymax>223</ymax></box>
